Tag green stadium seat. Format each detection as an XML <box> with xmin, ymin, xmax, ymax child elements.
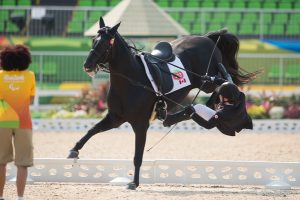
<box><xmin>252</xmin><ymin>24</ymin><xmax>261</xmax><ymax>35</ymax></box>
<box><xmin>239</xmin><ymin>24</ymin><xmax>255</xmax><ymax>35</ymax></box>
<box><xmin>186</xmin><ymin>0</ymin><xmax>200</xmax><ymax>7</ymax></box>
<box><xmin>0</xmin><ymin>10</ymin><xmax>9</xmax><ymax>22</ymax></box>
<box><xmin>269</xmin><ymin>24</ymin><xmax>285</xmax><ymax>35</ymax></box>
<box><xmin>192</xmin><ymin>12</ymin><xmax>210</xmax><ymax>24</ymax></box>
<box><xmin>286</xmin><ymin>23</ymin><xmax>300</xmax><ymax>35</ymax></box>
<box><xmin>203</xmin><ymin>12</ymin><xmax>213</xmax><ymax>21</ymax></box>
<box><xmin>232</xmin><ymin>1</ymin><xmax>245</xmax><ymax>8</ymax></box>
<box><xmin>156</xmin><ymin>0</ymin><xmax>169</xmax><ymax>7</ymax></box>
<box><xmin>285</xmin><ymin>65</ymin><xmax>300</xmax><ymax>79</ymax></box>
<box><xmin>94</xmin><ymin>0</ymin><xmax>108</xmax><ymax>6</ymax></box>
<box><xmin>295</xmin><ymin>2</ymin><xmax>300</xmax><ymax>9</ymax></box>
<box><xmin>273</xmin><ymin>13</ymin><xmax>288</xmax><ymax>25</ymax></box>
<box><xmin>263</xmin><ymin>2</ymin><xmax>277</xmax><ymax>9</ymax></box>
<box><xmin>78</xmin><ymin>0</ymin><xmax>92</xmax><ymax>6</ymax></box>
<box><xmin>268</xmin><ymin>65</ymin><xmax>281</xmax><ymax>79</ymax></box>
<box><xmin>109</xmin><ymin>0</ymin><xmax>121</xmax><ymax>6</ymax></box>
<box><xmin>248</xmin><ymin>1</ymin><xmax>261</xmax><ymax>9</ymax></box>
<box><xmin>217</xmin><ymin>1</ymin><xmax>230</xmax><ymax>8</ymax></box>
<box><xmin>201</xmin><ymin>0</ymin><xmax>214</xmax><ymax>8</ymax></box>
<box><xmin>227</xmin><ymin>13</ymin><xmax>242</xmax><ymax>23</ymax></box>
<box><xmin>181</xmin><ymin>12</ymin><xmax>196</xmax><ymax>22</ymax></box>
<box><xmin>171</xmin><ymin>0</ymin><xmax>184</xmax><ymax>7</ymax></box>
<box><xmin>2</xmin><ymin>0</ymin><xmax>16</xmax><ymax>6</ymax></box>
<box><xmin>286</xmin><ymin>27</ymin><xmax>299</xmax><ymax>35</ymax></box>
<box><xmin>262</xmin><ymin>23</ymin><xmax>270</xmax><ymax>35</ymax></box>
<box><xmin>242</xmin><ymin>13</ymin><xmax>258</xmax><ymax>23</ymax></box>
<box><xmin>289</xmin><ymin>13</ymin><xmax>300</xmax><ymax>23</ymax></box>
<box><xmin>18</xmin><ymin>0</ymin><xmax>31</xmax><ymax>6</ymax></box>
<box><xmin>212</xmin><ymin>13</ymin><xmax>227</xmax><ymax>23</ymax></box>
<box><xmin>262</xmin><ymin>13</ymin><xmax>273</xmax><ymax>24</ymax></box>
<box><xmin>278</xmin><ymin>2</ymin><xmax>292</xmax><ymax>9</ymax></box>
<box><xmin>72</xmin><ymin>11</ymin><xmax>85</xmax><ymax>21</ymax></box>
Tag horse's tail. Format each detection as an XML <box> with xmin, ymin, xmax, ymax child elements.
<box><xmin>205</xmin><ymin>29</ymin><xmax>261</xmax><ymax>85</ymax></box>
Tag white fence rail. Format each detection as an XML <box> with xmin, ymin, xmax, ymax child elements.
<box><xmin>6</xmin><ymin>159</ymin><xmax>300</xmax><ymax>189</ymax></box>
<box><xmin>32</xmin><ymin>119</ymin><xmax>300</xmax><ymax>133</ymax></box>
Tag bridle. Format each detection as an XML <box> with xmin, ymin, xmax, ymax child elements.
<box><xmin>86</xmin><ymin>29</ymin><xmax>115</xmax><ymax>75</ymax></box>
<box><xmin>90</xmin><ymin>41</ymin><xmax>114</xmax><ymax>74</ymax></box>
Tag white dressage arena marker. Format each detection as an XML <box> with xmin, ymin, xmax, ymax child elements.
<box><xmin>6</xmin><ymin>159</ymin><xmax>300</xmax><ymax>190</ymax></box>
<box><xmin>31</xmin><ymin>119</ymin><xmax>300</xmax><ymax>133</ymax></box>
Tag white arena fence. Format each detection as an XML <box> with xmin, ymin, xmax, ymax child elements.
<box><xmin>6</xmin><ymin>119</ymin><xmax>300</xmax><ymax>189</ymax></box>
<box><xmin>32</xmin><ymin>119</ymin><xmax>300</xmax><ymax>133</ymax></box>
<box><xmin>6</xmin><ymin>159</ymin><xmax>300</xmax><ymax>189</ymax></box>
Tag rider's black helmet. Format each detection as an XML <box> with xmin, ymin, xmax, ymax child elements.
<box><xmin>217</xmin><ymin>82</ymin><xmax>240</xmax><ymax>104</ymax></box>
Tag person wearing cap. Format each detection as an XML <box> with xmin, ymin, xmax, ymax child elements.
<box><xmin>163</xmin><ymin>76</ymin><xmax>253</xmax><ymax>136</ymax></box>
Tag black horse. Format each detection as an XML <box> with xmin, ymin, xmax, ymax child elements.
<box><xmin>68</xmin><ymin>17</ymin><xmax>257</xmax><ymax>190</ymax></box>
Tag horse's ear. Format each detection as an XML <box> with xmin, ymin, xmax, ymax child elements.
<box><xmin>110</xmin><ymin>22</ymin><xmax>121</xmax><ymax>35</ymax></box>
<box><xmin>99</xmin><ymin>17</ymin><xmax>105</xmax><ymax>28</ymax></box>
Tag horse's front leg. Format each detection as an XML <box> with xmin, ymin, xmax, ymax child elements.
<box><xmin>127</xmin><ymin>122</ymin><xmax>149</xmax><ymax>190</ymax></box>
<box><xmin>67</xmin><ymin>113</ymin><xmax>124</xmax><ymax>158</ymax></box>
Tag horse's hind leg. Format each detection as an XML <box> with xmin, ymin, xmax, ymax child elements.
<box><xmin>67</xmin><ymin>113</ymin><xmax>124</xmax><ymax>158</ymax></box>
<box><xmin>127</xmin><ymin>122</ymin><xmax>149</xmax><ymax>190</ymax></box>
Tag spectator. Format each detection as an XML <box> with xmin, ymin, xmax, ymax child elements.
<box><xmin>0</xmin><ymin>45</ymin><xmax>35</xmax><ymax>200</ymax></box>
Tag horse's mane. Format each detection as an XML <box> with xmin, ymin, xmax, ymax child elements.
<box><xmin>115</xmin><ymin>32</ymin><xmax>142</xmax><ymax>55</ymax></box>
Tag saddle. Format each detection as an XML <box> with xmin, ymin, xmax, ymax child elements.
<box><xmin>143</xmin><ymin>42</ymin><xmax>175</xmax><ymax>94</ymax></box>
<box><xmin>150</xmin><ymin>41</ymin><xmax>175</xmax><ymax>63</ymax></box>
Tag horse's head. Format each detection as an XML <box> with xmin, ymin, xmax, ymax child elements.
<box><xmin>84</xmin><ymin>17</ymin><xmax>120</xmax><ymax>77</ymax></box>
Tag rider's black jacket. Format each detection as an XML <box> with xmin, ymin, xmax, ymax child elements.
<box><xmin>192</xmin><ymin>77</ymin><xmax>253</xmax><ymax>136</ymax></box>
<box><xmin>192</xmin><ymin>92</ymin><xmax>253</xmax><ymax>136</ymax></box>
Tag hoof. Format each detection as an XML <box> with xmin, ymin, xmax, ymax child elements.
<box><xmin>67</xmin><ymin>150</ymin><xmax>79</xmax><ymax>159</ymax></box>
<box><xmin>126</xmin><ymin>182</ymin><xmax>137</xmax><ymax>190</ymax></box>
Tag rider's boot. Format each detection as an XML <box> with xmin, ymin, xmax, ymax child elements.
<box><xmin>163</xmin><ymin>105</ymin><xmax>195</xmax><ymax>127</ymax></box>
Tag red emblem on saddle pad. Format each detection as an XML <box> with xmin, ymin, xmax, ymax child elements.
<box><xmin>172</xmin><ymin>71</ymin><xmax>184</xmax><ymax>80</ymax></box>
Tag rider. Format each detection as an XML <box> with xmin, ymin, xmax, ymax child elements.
<box><xmin>163</xmin><ymin>76</ymin><xmax>253</xmax><ymax>136</ymax></box>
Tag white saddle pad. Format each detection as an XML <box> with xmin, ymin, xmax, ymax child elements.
<box><xmin>140</xmin><ymin>54</ymin><xmax>191</xmax><ymax>94</ymax></box>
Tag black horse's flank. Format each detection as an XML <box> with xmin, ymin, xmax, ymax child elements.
<box><xmin>68</xmin><ymin>17</ymin><xmax>258</xmax><ymax>190</ymax></box>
